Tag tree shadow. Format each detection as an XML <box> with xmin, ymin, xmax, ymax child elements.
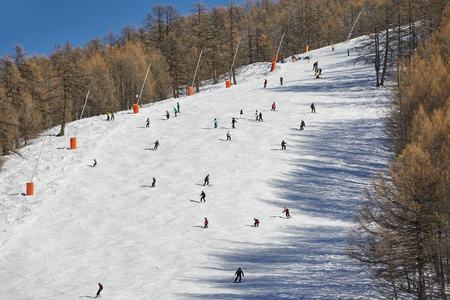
<box><xmin>180</xmin><ymin>115</ymin><xmax>390</xmax><ymax>298</ymax></box>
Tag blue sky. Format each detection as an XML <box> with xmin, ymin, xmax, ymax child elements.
<box><xmin>1</xmin><ymin>0</ymin><xmax>240</xmax><ymax>57</ymax></box>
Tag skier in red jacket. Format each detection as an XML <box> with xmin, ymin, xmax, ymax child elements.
<box><xmin>271</xmin><ymin>102</ymin><xmax>276</xmax><ymax>111</ymax></box>
<box><xmin>151</xmin><ymin>177</ymin><xmax>156</xmax><ymax>188</ymax></box>
<box><xmin>204</xmin><ymin>217</ymin><xmax>209</xmax><ymax>228</ymax></box>
<box><xmin>282</xmin><ymin>207</ymin><xmax>290</xmax><ymax>218</ymax></box>
<box><xmin>96</xmin><ymin>283</ymin><xmax>103</xmax><ymax>298</ymax></box>
<box><xmin>254</xmin><ymin>218</ymin><xmax>260</xmax><ymax>227</ymax></box>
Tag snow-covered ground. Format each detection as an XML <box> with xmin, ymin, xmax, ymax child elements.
<box><xmin>0</xmin><ymin>37</ymin><xmax>390</xmax><ymax>299</ymax></box>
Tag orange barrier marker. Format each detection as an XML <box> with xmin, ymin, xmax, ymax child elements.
<box><xmin>133</xmin><ymin>103</ymin><xmax>140</xmax><ymax>114</ymax></box>
<box><xmin>188</xmin><ymin>86</ymin><xmax>194</xmax><ymax>96</ymax></box>
<box><xmin>26</xmin><ymin>182</ymin><xmax>34</xmax><ymax>196</ymax></box>
<box><xmin>226</xmin><ymin>80</ymin><xmax>231</xmax><ymax>88</ymax></box>
<box><xmin>70</xmin><ymin>137</ymin><xmax>77</xmax><ymax>150</ymax></box>
<box><xmin>306</xmin><ymin>45</ymin><xmax>309</xmax><ymax>52</ymax></box>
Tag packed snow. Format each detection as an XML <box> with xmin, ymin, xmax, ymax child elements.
<box><xmin>0</xmin><ymin>37</ymin><xmax>390</xmax><ymax>299</ymax></box>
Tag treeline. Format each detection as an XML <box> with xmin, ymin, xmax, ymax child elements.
<box><xmin>347</xmin><ymin>2</ymin><xmax>450</xmax><ymax>299</ymax></box>
<box><xmin>0</xmin><ymin>42</ymin><xmax>170</xmax><ymax>157</ymax></box>
<box><xmin>0</xmin><ymin>0</ymin><xmax>446</xmax><ymax>161</ymax></box>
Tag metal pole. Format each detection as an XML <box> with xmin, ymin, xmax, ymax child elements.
<box><xmin>229</xmin><ymin>42</ymin><xmax>240</xmax><ymax>81</ymax></box>
<box><xmin>276</xmin><ymin>33</ymin><xmax>285</xmax><ymax>57</ymax></box>
<box><xmin>75</xmin><ymin>89</ymin><xmax>90</xmax><ymax>137</ymax></box>
<box><xmin>137</xmin><ymin>62</ymin><xmax>152</xmax><ymax>104</ymax></box>
<box><xmin>30</xmin><ymin>135</ymin><xmax>47</xmax><ymax>182</ymax></box>
<box><xmin>191</xmin><ymin>50</ymin><xmax>203</xmax><ymax>87</ymax></box>
<box><xmin>347</xmin><ymin>8</ymin><xmax>364</xmax><ymax>41</ymax></box>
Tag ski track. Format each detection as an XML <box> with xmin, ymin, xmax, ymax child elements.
<box><xmin>0</xmin><ymin>38</ymin><xmax>390</xmax><ymax>299</ymax></box>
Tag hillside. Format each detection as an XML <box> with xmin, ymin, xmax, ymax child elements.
<box><xmin>0</xmin><ymin>37</ymin><xmax>390</xmax><ymax>299</ymax></box>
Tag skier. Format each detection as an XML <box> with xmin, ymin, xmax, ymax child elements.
<box><xmin>254</xmin><ymin>218</ymin><xmax>260</xmax><ymax>227</ymax></box>
<box><xmin>204</xmin><ymin>174</ymin><xmax>210</xmax><ymax>186</ymax></box>
<box><xmin>166</xmin><ymin>110</ymin><xmax>170</xmax><ymax>119</ymax></box>
<box><xmin>146</xmin><ymin>118</ymin><xmax>150</xmax><ymax>128</ymax></box>
<box><xmin>347</xmin><ymin>49</ymin><xmax>350</xmax><ymax>56</ymax></box>
<box><xmin>93</xmin><ymin>159</ymin><xmax>97</xmax><ymax>167</ymax></box>
<box><xmin>313</xmin><ymin>61</ymin><xmax>318</xmax><ymax>72</ymax></box>
<box><xmin>315</xmin><ymin>70</ymin><xmax>320</xmax><ymax>79</ymax></box>
<box><xmin>299</xmin><ymin>120</ymin><xmax>305</xmax><ymax>130</ymax></box>
<box><xmin>226</xmin><ymin>131</ymin><xmax>231</xmax><ymax>141</ymax></box>
<box><xmin>231</xmin><ymin>118</ymin><xmax>237</xmax><ymax>129</ymax></box>
<box><xmin>96</xmin><ymin>283</ymin><xmax>103</xmax><ymax>298</ymax></box>
<box><xmin>204</xmin><ymin>217</ymin><xmax>209</xmax><ymax>228</ymax></box>
<box><xmin>315</xmin><ymin>68</ymin><xmax>322</xmax><ymax>78</ymax></box>
<box><xmin>234</xmin><ymin>267</ymin><xmax>244</xmax><ymax>283</ymax></box>
<box><xmin>255</xmin><ymin>110</ymin><xmax>259</xmax><ymax>121</ymax></box>
<box><xmin>106</xmin><ymin>112</ymin><xmax>110</xmax><ymax>121</ymax></box>
<box><xmin>240</xmin><ymin>109</ymin><xmax>243</xmax><ymax>117</ymax></box>
<box><xmin>111</xmin><ymin>112</ymin><xmax>115</xmax><ymax>120</ymax></box>
<box><xmin>281</xmin><ymin>140</ymin><xmax>287</xmax><ymax>150</ymax></box>
<box><xmin>280</xmin><ymin>77</ymin><xmax>283</xmax><ymax>85</ymax></box>
<box><xmin>151</xmin><ymin>177</ymin><xmax>156</xmax><ymax>188</ymax></box>
<box><xmin>200</xmin><ymin>191</ymin><xmax>206</xmax><ymax>202</ymax></box>
<box><xmin>153</xmin><ymin>140</ymin><xmax>160</xmax><ymax>151</ymax></box>
<box><xmin>214</xmin><ymin>118</ymin><xmax>218</xmax><ymax>129</ymax></box>
<box><xmin>282</xmin><ymin>207</ymin><xmax>291</xmax><ymax>218</ymax></box>
<box><xmin>173</xmin><ymin>107</ymin><xmax>178</xmax><ymax>117</ymax></box>
<box><xmin>310</xmin><ymin>103</ymin><xmax>316</xmax><ymax>113</ymax></box>
<box><xmin>259</xmin><ymin>112</ymin><xmax>263</xmax><ymax>122</ymax></box>
<box><xmin>271</xmin><ymin>102</ymin><xmax>276</xmax><ymax>111</ymax></box>
<box><xmin>264</xmin><ymin>79</ymin><xmax>267</xmax><ymax>88</ymax></box>
<box><xmin>177</xmin><ymin>102</ymin><xmax>180</xmax><ymax>113</ymax></box>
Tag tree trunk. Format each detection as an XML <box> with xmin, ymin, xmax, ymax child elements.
<box><xmin>380</xmin><ymin>27</ymin><xmax>389</xmax><ymax>86</ymax></box>
<box><xmin>374</xmin><ymin>33</ymin><xmax>380</xmax><ymax>87</ymax></box>
<box><xmin>391</xmin><ymin>278</ymin><xmax>398</xmax><ymax>300</ymax></box>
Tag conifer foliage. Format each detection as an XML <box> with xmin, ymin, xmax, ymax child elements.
<box><xmin>347</xmin><ymin>4</ymin><xmax>450</xmax><ymax>298</ymax></box>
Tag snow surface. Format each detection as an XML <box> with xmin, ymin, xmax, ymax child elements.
<box><xmin>0</xmin><ymin>37</ymin><xmax>391</xmax><ymax>299</ymax></box>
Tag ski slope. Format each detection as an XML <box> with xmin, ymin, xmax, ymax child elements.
<box><xmin>0</xmin><ymin>37</ymin><xmax>390</xmax><ymax>299</ymax></box>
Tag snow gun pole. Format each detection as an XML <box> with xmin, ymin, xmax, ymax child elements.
<box><xmin>137</xmin><ymin>62</ymin><xmax>152</xmax><ymax>105</ymax></box>
<box><xmin>228</xmin><ymin>42</ymin><xmax>240</xmax><ymax>82</ymax></box>
<box><xmin>74</xmin><ymin>89</ymin><xmax>90</xmax><ymax>137</ymax></box>
<box><xmin>70</xmin><ymin>89</ymin><xmax>90</xmax><ymax>150</ymax></box>
<box><xmin>26</xmin><ymin>135</ymin><xmax>47</xmax><ymax>195</ymax></box>
<box><xmin>276</xmin><ymin>32</ymin><xmax>285</xmax><ymax>58</ymax></box>
<box><xmin>347</xmin><ymin>8</ymin><xmax>364</xmax><ymax>41</ymax></box>
<box><xmin>271</xmin><ymin>32</ymin><xmax>285</xmax><ymax>72</ymax></box>
<box><xmin>133</xmin><ymin>62</ymin><xmax>151</xmax><ymax>113</ymax></box>
<box><xmin>31</xmin><ymin>135</ymin><xmax>47</xmax><ymax>183</ymax></box>
<box><xmin>188</xmin><ymin>50</ymin><xmax>203</xmax><ymax>96</ymax></box>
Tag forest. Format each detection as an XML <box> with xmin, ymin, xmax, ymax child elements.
<box><xmin>1</xmin><ymin>0</ymin><xmax>449</xmax><ymax>298</ymax></box>
<box><xmin>347</xmin><ymin>2</ymin><xmax>450</xmax><ymax>299</ymax></box>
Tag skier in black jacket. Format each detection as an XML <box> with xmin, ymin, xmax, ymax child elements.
<box><xmin>231</xmin><ymin>118</ymin><xmax>237</xmax><ymax>129</ymax></box>
<box><xmin>204</xmin><ymin>174</ymin><xmax>210</xmax><ymax>186</ymax></box>
<box><xmin>299</xmin><ymin>120</ymin><xmax>305</xmax><ymax>130</ymax></box>
<box><xmin>234</xmin><ymin>267</ymin><xmax>244</xmax><ymax>283</ymax></box>
<box><xmin>200</xmin><ymin>191</ymin><xmax>206</xmax><ymax>202</ymax></box>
